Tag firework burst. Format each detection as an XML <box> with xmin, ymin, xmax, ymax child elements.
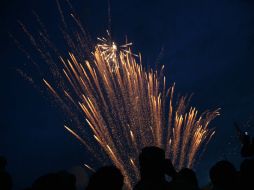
<box><xmin>44</xmin><ymin>41</ymin><xmax>219</xmax><ymax>188</ymax></box>
<box><xmin>18</xmin><ymin>1</ymin><xmax>220</xmax><ymax>189</ymax></box>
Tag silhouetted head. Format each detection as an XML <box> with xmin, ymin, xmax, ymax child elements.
<box><xmin>0</xmin><ymin>173</ymin><xmax>12</xmax><ymax>190</ymax></box>
<box><xmin>171</xmin><ymin>168</ymin><xmax>199</xmax><ymax>190</ymax></box>
<box><xmin>32</xmin><ymin>173</ymin><xmax>58</xmax><ymax>190</ymax></box>
<box><xmin>86</xmin><ymin>165</ymin><xmax>124</xmax><ymax>190</ymax></box>
<box><xmin>32</xmin><ymin>171</ymin><xmax>76</xmax><ymax>190</ymax></box>
<box><xmin>0</xmin><ymin>156</ymin><xmax>7</xmax><ymax>171</ymax></box>
<box><xmin>0</xmin><ymin>156</ymin><xmax>12</xmax><ymax>190</ymax></box>
<box><xmin>139</xmin><ymin>146</ymin><xmax>165</xmax><ymax>180</ymax></box>
<box><xmin>209</xmin><ymin>160</ymin><xmax>237</xmax><ymax>189</ymax></box>
<box><xmin>57</xmin><ymin>171</ymin><xmax>76</xmax><ymax>190</ymax></box>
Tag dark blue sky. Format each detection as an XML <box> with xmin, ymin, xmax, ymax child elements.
<box><xmin>1</xmin><ymin>0</ymin><xmax>254</xmax><ymax>189</ymax></box>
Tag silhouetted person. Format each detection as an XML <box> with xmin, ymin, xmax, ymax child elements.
<box><xmin>209</xmin><ymin>160</ymin><xmax>238</xmax><ymax>190</ymax></box>
<box><xmin>134</xmin><ymin>146</ymin><xmax>172</xmax><ymax>190</ymax></box>
<box><xmin>85</xmin><ymin>165</ymin><xmax>123</xmax><ymax>190</ymax></box>
<box><xmin>234</xmin><ymin>122</ymin><xmax>254</xmax><ymax>157</ymax></box>
<box><xmin>239</xmin><ymin>159</ymin><xmax>254</xmax><ymax>190</ymax></box>
<box><xmin>241</xmin><ymin>135</ymin><xmax>254</xmax><ymax>157</ymax></box>
<box><xmin>0</xmin><ymin>156</ymin><xmax>12</xmax><ymax>190</ymax></box>
<box><xmin>32</xmin><ymin>171</ymin><xmax>76</xmax><ymax>190</ymax></box>
<box><xmin>171</xmin><ymin>168</ymin><xmax>199</xmax><ymax>190</ymax></box>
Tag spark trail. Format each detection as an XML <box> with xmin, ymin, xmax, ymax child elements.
<box><xmin>45</xmin><ymin>41</ymin><xmax>219</xmax><ymax>188</ymax></box>
<box><xmin>19</xmin><ymin>1</ymin><xmax>220</xmax><ymax>188</ymax></box>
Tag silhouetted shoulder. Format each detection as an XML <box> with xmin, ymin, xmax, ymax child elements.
<box><xmin>86</xmin><ymin>165</ymin><xmax>123</xmax><ymax>190</ymax></box>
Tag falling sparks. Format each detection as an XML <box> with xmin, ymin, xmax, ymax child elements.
<box><xmin>84</xmin><ymin>164</ymin><xmax>96</xmax><ymax>173</ymax></box>
<box><xmin>19</xmin><ymin>2</ymin><xmax>220</xmax><ymax>189</ymax></box>
<box><xmin>44</xmin><ymin>45</ymin><xmax>219</xmax><ymax>188</ymax></box>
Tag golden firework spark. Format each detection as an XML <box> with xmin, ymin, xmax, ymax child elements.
<box><xmin>41</xmin><ymin>42</ymin><xmax>220</xmax><ymax>188</ymax></box>
<box><xmin>19</xmin><ymin>3</ymin><xmax>220</xmax><ymax>189</ymax></box>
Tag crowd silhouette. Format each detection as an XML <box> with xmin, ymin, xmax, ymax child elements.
<box><xmin>1</xmin><ymin>126</ymin><xmax>254</xmax><ymax>190</ymax></box>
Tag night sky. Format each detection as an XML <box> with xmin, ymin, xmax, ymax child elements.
<box><xmin>1</xmin><ymin>0</ymin><xmax>254</xmax><ymax>189</ymax></box>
